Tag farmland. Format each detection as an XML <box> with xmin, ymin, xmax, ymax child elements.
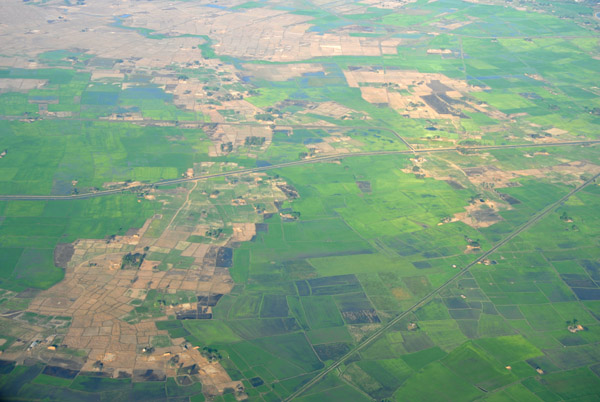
<box><xmin>0</xmin><ymin>0</ymin><xmax>600</xmax><ymax>400</ymax></box>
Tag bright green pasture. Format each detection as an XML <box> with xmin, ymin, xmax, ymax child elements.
<box><xmin>0</xmin><ymin>120</ymin><xmax>210</xmax><ymax>195</ymax></box>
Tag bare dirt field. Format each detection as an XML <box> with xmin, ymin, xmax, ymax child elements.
<box><xmin>4</xmin><ymin>170</ymin><xmax>298</xmax><ymax>396</ymax></box>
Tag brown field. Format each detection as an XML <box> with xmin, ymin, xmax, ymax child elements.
<box><xmin>300</xmin><ymin>101</ymin><xmax>366</xmax><ymax>120</ymax></box>
<box><xmin>344</xmin><ymin>69</ymin><xmax>486</xmax><ymax>120</ymax></box>
<box><xmin>243</xmin><ymin>63</ymin><xmax>324</xmax><ymax>81</ymax></box>
<box><xmin>453</xmin><ymin>200</ymin><xmax>506</xmax><ymax>229</ymax></box>
<box><xmin>513</xmin><ymin>161</ymin><xmax>600</xmax><ymax>185</ymax></box>
<box><xmin>203</xmin><ymin>124</ymin><xmax>272</xmax><ymax>156</ymax></box>
<box><xmin>0</xmin><ymin>167</ymin><xmax>298</xmax><ymax>397</ymax></box>
<box><xmin>0</xmin><ymin>78</ymin><xmax>48</xmax><ymax>93</ymax></box>
<box><xmin>0</xmin><ymin>0</ymin><xmax>405</xmax><ymax>69</ymax></box>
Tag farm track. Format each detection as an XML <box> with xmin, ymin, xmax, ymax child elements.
<box><xmin>285</xmin><ymin>171</ymin><xmax>600</xmax><ymax>401</ymax></box>
<box><xmin>0</xmin><ymin>139</ymin><xmax>597</xmax><ymax>201</ymax></box>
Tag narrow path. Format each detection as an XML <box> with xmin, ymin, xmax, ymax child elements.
<box><xmin>284</xmin><ymin>172</ymin><xmax>600</xmax><ymax>401</ymax></box>
<box><xmin>165</xmin><ymin>180</ymin><xmax>198</xmax><ymax>232</ymax></box>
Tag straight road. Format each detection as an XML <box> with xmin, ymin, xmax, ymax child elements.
<box><xmin>0</xmin><ymin>140</ymin><xmax>597</xmax><ymax>201</ymax></box>
<box><xmin>284</xmin><ymin>171</ymin><xmax>600</xmax><ymax>401</ymax></box>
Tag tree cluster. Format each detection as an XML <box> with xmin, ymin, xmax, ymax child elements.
<box><xmin>201</xmin><ymin>346</ymin><xmax>222</xmax><ymax>362</ymax></box>
<box><xmin>121</xmin><ymin>252</ymin><xmax>146</xmax><ymax>270</ymax></box>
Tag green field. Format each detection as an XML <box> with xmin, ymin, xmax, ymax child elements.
<box><xmin>0</xmin><ymin>0</ymin><xmax>599</xmax><ymax>400</ymax></box>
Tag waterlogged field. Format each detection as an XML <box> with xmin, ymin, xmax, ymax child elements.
<box><xmin>0</xmin><ymin>0</ymin><xmax>599</xmax><ymax>400</ymax></box>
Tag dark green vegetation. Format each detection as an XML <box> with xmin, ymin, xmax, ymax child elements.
<box><xmin>0</xmin><ymin>365</ymin><xmax>206</xmax><ymax>402</ymax></box>
<box><xmin>0</xmin><ymin>120</ymin><xmax>210</xmax><ymax>195</ymax></box>
<box><xmin>0</xmin><ymin>195</ymin><xmax>158</xmax><ymax>290</ymax></box>
<box><xmin>120</xmin><ymin>252</ymin><xmax>146</xmax><ymax>270</ymax></box>
<box><xmin>1</xmin><ymin>0</ymin><xmax>600</xmax><ymax>401</ymax></box>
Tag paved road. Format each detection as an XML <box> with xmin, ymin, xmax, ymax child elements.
<box><xmin>284</xmin><ymin>171</ymin><xmax>600</xmax><ymax>401</ymax></box>
<box><xmin>0</xmin><ymin>140</ymin><xmax>597</xmax><ymax>201</ymax></box>
<box><xmin>3</xmin><ymin>119</ymin><xmax>599</xmax><ymax>399</ymax></box>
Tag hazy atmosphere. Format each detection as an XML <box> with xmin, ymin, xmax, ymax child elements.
<box><xmin>0</xmin><ymin>0</ymin><xmax>599</xmax><ymax>400</ymax></box>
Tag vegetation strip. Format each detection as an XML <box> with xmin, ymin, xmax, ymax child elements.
<box><xmin>0</xmin><ymin>140</ymin><xmax>597</xmax><ymax>201</ymax></box>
